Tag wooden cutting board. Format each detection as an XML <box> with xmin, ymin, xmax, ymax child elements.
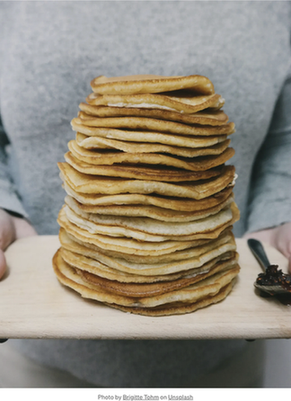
<box><xmin>1</xmin><ymin>236</ymin><xmax>290</xmax><ymax>340</ymax></box>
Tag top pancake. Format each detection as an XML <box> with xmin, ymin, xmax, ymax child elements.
<box><xmin>90</xmin><ymin>74</ymin><xmax>215</xmax><ymax>95</ymax></box>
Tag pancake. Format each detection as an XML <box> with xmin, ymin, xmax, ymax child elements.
<box><xmin>60</xmin><ymin>242</ymin><xmax>238</xmax><ymax>283</ymax></box>
<box><xmin>58</xmin><ymin>162</ymin><xmax>236</xmax><ymax>199</ymax></box>
<box><xmin>62</xmin><ymin>180</ymin><xmax>234</xmax><ymax>211</ymax></box>
<box><xmin>57</xmin><ymin>206</ymin><xmax>238</xmax><ymax>257</ymax></box>
<box><xmin>63</xmin><ymin>193</ymin><xmax>234</xmax><ymax>222</ymax></box>
<box><xmin>90</xmin><ymin>74</ymin><xmax>215</xmax><ymax>95</ymax></box>
<box><xmin>63</xmin><ymin>201</ymin><xmax>237</xmax><ymax>238</ymax></box>
<box><xmin>86</xmin><ymin>92</ymin><xmax>224</xmax><ymax>114</ymax></box>
<box><xmin>59</xmin><ymin>228</ymin><xmax>237</xmax><ymax>277</ymax></box>
<box><xmin>71</xmin><ymin>117</ymin><xmax>235</xmax><ymax>137</ymax></box>
<box><xmin>62</xmin><ymin>205</ymin><xmax>172</xmax><ymax>243</ymax></box>
<box><xmin>58</xmin><ymin>209</ymin><xmax>211</xmax><ymax>255</ymax></box>
<box><xmin>75</xmin><ymin>255</ymin><xmax>238</xmax><ymax>297</ymax></box>
<box><xmin>78</xmin><ymin>106</ymin><xmax>229</xmax><ymax>126</ymax></box>
<box><xmin>64</xmin><ymin>151</ymin><xmax>224</xmax><ymax>182</ymax></box>
<box><xmin>59</xmin><ymin>227</ymin><xmax>216</xmax><ymax>264</ymax></box>
<box><xmin>109</xmin><ymin>282</ymin><xmax>234</xmax><ymax>316</ymax></box>
<box><xmin>68</xmin><ymin>140</ymin><xmax>235</xmax><ymax>171</ymax></box>
<box><xmin>53</xmin><ymin>249</ymin><xmax>239</xmax><ymax>315</ymax></box>
<box><xmin>61</xmin><ymin>226</ymin><xmax>235</xmax><ymax>264</ymax></box>
<box><xmin>58</xmin><ymin>203</ymin><xmax>239</xmax><ymax>249</ymax></box>
<box><xmin>74</xmin><ymin>128</ymin><xmax>230</xmax><ymax>149</ymax></box>
<box><xmin>75</xmin><ymin>132</ymin><xmax>231</xmax><ymax>157</ymax></box>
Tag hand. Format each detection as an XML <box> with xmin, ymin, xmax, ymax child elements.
<box><xmin>0</xmin><ymin>209</ymin><xmax>37</xmax><ymax>280</ymax></box>
<box><xmin>244</xmin><ymin>222</ymin><xmax>291</xmax><ymax>273</ymax></box>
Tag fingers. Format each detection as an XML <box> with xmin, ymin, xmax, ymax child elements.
<box><xmin>244</xmin><ymin>223</ymin><xmax>291</xmax><ymax>265</ymax></box>
<box><xmin>0</xmin><ymin>209</ymin><xmax>13</xmax><ymax>280</ymax></box>
<box><xmin>0</xmin><ymin>209</ymin><xmax>37</xmax><ymax>282</ymax></box>
<box><xmin>12</xmin><ymin>215</ymin><xmax>37</xmax><ymax>239</ymax></box>
<box><xmin>0</xmin><ymin>249</ymin><xmax>7</xmax><ymax>280</ymax></box>
<box><xmin>0</xmin><ymin>209</ymin><xmax>16</xmax><ymax>250</ymax></box>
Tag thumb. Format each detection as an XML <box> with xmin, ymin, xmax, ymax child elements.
<box><xmin>0</xmin><ymin>249</ymin><xmax>7</xmax><ymax>280</ymax></box>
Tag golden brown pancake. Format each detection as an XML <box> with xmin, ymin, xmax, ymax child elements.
<box><xmin>58</xmin><ymin>203</ymin><xmax>238</xmax><ymax>247</ymax></box>
<box><xmin>86</xmin><ymin>92</ymin><xmax>224</xmax><ymax>114</ymax></box>
<box><xmin>57</xmin><ymin>204</ymin><xmax>239</xmax><ymax>257</ymax></box>
<box><xmin>59</xmin><ymin>239</ymin><xmax>238</xmax><ymax>283</ymax></box>
<box><xmin>62</xmin><ymin>180</ymin><xmax>234</xmax><ymax>211</ymax></box>
<box><xmin>59</xmin><ymin>226</ymin><xmax>235</xmax><ymax>264</ymax></box>
<box><xmin>63</xmin><ymin>193</ymin><xmax>234</xmax><ymax>222</ymax></box>
<box><xmin>53</xmin><ymin>249</ymin><xmax>239</xmax><ymax>315</ymax></box>
<box><xmin>58</xmin><ymin>162</ymin><xmax>236</xmax><ymax>199</ymax></box>
<box><xmin>68</xmin><ymin>140</ymin><xmax>235</xmax><ymax>172</ymax></box>
<box><xmin>75</xmin><ymin>256</ymin><xmax>238</xmax><ymax>297</ymax></box>
<box><xmin>71</xmin><ymin>116</ymin><xmax>235</xmax><ymax>137</ymax></box>
<box><xmin>58</xmin><ymin>209</ymin><xmax>211</xmax><ymax>255</ymax></box>
<box><xmin>109</xmin><ymin>282</ymin><xmax>234</xmax><ymax>316</ymax></box>
<box><xmin>73</xmin><ymin>127</ymin><xmax>230</xmax><ymax>150</ymax></box>
<box><xmin>78</xmin><ymin>105</ymin><xmax>229</xmax><ymax>126</ymax></box>
<box><xmin>90</xmin><ymin>74</ymin><xmax>215</xmax><ymax>95</ymax></box>
<box><xmin>75</xmin><ymin>132</ymin><xmax>231</xmax><ymax>158</ymax></box>
<box><xmin>63</xmin><ymin>201</ymin><xmax>237</xmax><ymax>239</ymax></box>
<box><xmin>64</xmin><ymin>151</ymin><xmax>224</xmax><ymax>182</ymax></box>
<box><xmin>58</xmin><ymin>227</ymin><xmax>221</xmax><ymax>265</ymax></box>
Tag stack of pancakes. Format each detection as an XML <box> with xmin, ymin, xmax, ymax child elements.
<box><xmin>53</xmin><ymin>74</ymin><xmax>240</xmax><ymax>316</ymax></box>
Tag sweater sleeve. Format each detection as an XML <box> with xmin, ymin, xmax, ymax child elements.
<box><xmin>0</xmin><ymin>117</ymin><xmax>29</xmax><ymax>218</ymax></box>
<box><xmin>0</xmin><ymin>5</ymin><xmax>27</xmax><ymax>217</ymax></box>
<box><xmin>246</xmin><ymin>73</ymin><xmax>291</xmax><ymax>233</ymax></box>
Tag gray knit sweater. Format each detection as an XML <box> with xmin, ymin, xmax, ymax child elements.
<box><xmin>0</xmin><ymin>1</ymin><xmax>291</xmax><ymax>387</ymax></box>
